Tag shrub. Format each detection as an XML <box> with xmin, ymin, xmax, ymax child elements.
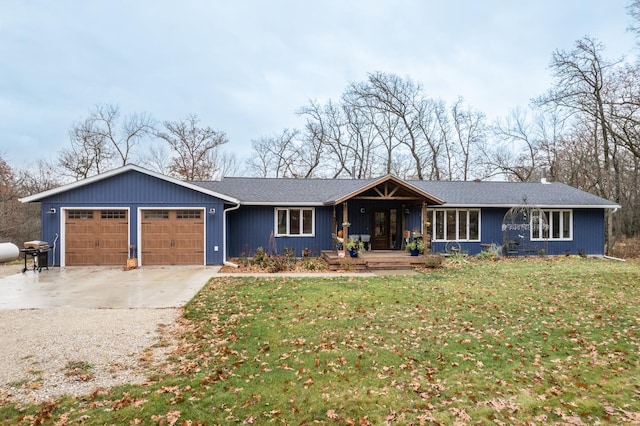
<box><xmin>282</xmin><ymin>247</ymin><xmax>296</xmax><ymax>259</ymax></box>
<box><xmin>475</xmin><ymin>243</ymin><xmax>502</xmax><ymax>260</ymax></box>
<box><xmin>611</xmin><ymin>236</ymin><xmax>640</xmax><ymax>258</ymax></box>
<box><xmin>253</xmin><ymin>247</ymin><xmax>269</xmax><ymax>267</ymax></box>
<box><xmin>424</xmin><ymin>254</ymin><xmax>443</xmax><ymax>268</ymax></box>
<box><xmin>301</xmin><ymin>257</ymin><xmax>327</xmax><ymax>271</ymax></box>
<box><xmin>268</xmin><ymin>255</ymin><xmax>292</xmax><ymax>273</ymax></box>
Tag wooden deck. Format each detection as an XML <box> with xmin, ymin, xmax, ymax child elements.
<box><xmin>321</xmin><ymin>250</ymin><xmax>430</xmax><ymax>271</ymax></box>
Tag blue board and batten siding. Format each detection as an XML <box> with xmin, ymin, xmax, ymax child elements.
<box><xmin>226</xmin><ymin>206</ymin><xmax>334</xmax><ymax>257</ymax></box>
<box><xmin>429</xmin><ymin>208</ymin><xmax>606</xmax><ymax>256</ymax></box>
<box><xmin>225</xmin><ymin>205</ymin><xmax>607</xmax><ymax>259</ymax></box>
<box><xmin>38</xmin><ymin>171</ymin><xmax>226</xmax><ymax>265</ymax></box>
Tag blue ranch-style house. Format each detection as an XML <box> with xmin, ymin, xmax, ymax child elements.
<box><xmin>20</xmin><ymin>164</ymin><xmax>620</xmax><ymax>267</ymax></box>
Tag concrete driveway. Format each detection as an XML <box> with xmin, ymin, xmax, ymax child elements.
<box><xmin>0</xmin><ymin>265</ymin><xmax>219</xmax><ymax>309</ymax></box>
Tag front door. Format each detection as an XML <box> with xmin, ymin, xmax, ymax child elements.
<box><xmin>372</xmin><ymin>210</ymin><xmax>389</xmax><ymax>250</ymax></box>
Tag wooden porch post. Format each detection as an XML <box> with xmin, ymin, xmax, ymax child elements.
<box><xmin>332</xmin><ymin>205</ymin><xmax>337</xmax><ymax>235</ymax></box>
<box><xmin>422</xmin><ymin>202</ymin><xmax>430</xmax><ymax>252</ymax></box>
<box><xmin>342</xmin><ymin>201</ymin><xmax>349</xmax><ymax>242</ymax></box>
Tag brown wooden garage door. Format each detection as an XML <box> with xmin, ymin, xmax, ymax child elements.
<box><xmin>65</xmin><ymin>210</ymin><xmax>129</xmax><ymax>266</ymax></box>
<box><xmin>141</xmin><ymin>209</ymin><xmax>204</xmax><ymax>265</ymax></box>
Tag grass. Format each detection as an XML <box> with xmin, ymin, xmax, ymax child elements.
<box><xmin>1</xmin><ymin>257</ymin><xmax>639</xmax><ymax>424</ymax></box>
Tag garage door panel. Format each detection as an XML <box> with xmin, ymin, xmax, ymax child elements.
<box><xmin>65</xmin><ymin>210</ymin><xmax>128</xmax><ymax>266</ymax></box>
<box><xmin>141</xmin><ymin>210</ymin><xmax>204</xmax><ymax>265</ymax></box>
<box><xmin>67</xmin><ymin>239</ymin><xmax>98</xmax><ymax>251</ymax></box>
<box><xmin>143</xmin><ymin>239</ymin><xmax>172</xmax><ymax>250</ymax></box>
<box><xmin>173</xmin><ymin>250</ymin><xmax>205</xmax><ymax>265</ymax></box>
<box><xmin>66</xmin><ymin>251</ymin><xmax>99</xmax><ymax>265</ymax></box>
<box><xmin>100</xmin><ymin>250</ymin><xmax>129</xmax><ymax>265</ymax></box>
<box><xmin>99</xmin><ymin>239</ymin><xmax>128</xmax><ymax>250</ymax></box>
<box><xmin>142</xmin><ymin>253</ymin><xmax>168</xmax><ymax>265</ymax></box>
<box><xmin>99</xmin><ymin>222</ymin><xmax>127</xmax><ymax>234</ymax></box>
<box><xmin>174</xmin><ymin>240</ymin><xmax>201</xmax><ymax>250</ymax></box>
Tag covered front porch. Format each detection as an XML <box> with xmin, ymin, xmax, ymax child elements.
<box><xmin>328</xmin><ymin>175</ymin><xmax>444</xmax><ymax>253</ymax></box>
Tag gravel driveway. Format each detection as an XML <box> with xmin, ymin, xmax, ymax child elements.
<box><xmin>0</xmin><ymin>264</ymin><xmax>200</xmax><ymax>404</ymax></box>
<box><xmin>0</xmin><ymin>307</ymin><xmax>179</xmax><ymax>404</ymax></box>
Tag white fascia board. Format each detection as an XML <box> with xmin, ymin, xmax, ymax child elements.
<box><xmin>436</xmin><ymin>203</ymin><xmax>621</xmax><ymax>209</ymax></box>
<box><xmin>241</xmin><ymin>202</ymin><xmax>324</xmax><ymax>207</ymax></box>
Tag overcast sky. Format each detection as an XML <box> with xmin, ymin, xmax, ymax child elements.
<box><xmin>0</xmin><ymin>0</ymin><xmax>636</xmax><ymax>170</ymax></box>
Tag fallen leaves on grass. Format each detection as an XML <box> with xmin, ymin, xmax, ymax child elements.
<box><xmin>3</xmin><ymin>258</ymin><xmax>639</xmax><ymax>425</ymax></box>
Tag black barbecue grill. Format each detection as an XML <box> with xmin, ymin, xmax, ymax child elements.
<box><xmin>21</xmin><ymin>240</ymin><xmax>50</xmax><ymax>272</ymax></box>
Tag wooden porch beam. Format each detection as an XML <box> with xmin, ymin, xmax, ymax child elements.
<box><xmin>387</xmin><ymin>185</ymin><xmax>399</xmax><ymax>197</ymax></box>
<box><xmin>353</xmin><ymin>196</ymin><xmax>425</xmax><ymax>200</ymax></box>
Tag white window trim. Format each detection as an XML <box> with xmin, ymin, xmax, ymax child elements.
<box><xmin>531</xmin><ymin>209</ymin><xmax>573</xmax><ymax>241</ymax></box>
<box><xmin>432</xmin><ymin>209</ymin><xmax>481</xmax><ymax>242</ymax></box>
<box><xmin>274</xmin><ymin>207</ymin><xmax>315</xmax><ymax>237</ymax></box>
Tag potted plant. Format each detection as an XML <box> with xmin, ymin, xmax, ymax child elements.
<box><xmin>346</xmin><ymin>237</ymin><xmax>364</xmax><ymax>258</ymax></box>
<box><xmin>405</xmin><ymin>239</ymin><xmax>425</xmax><ymax>256</ymax></box>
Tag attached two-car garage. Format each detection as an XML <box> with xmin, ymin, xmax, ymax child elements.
<box><xmin>21</xmin><ymin>165</ymin><xmax>234</xmax><ymax>267</ymax></box>
<box><xmin>64</xmin><ymin>208</ymin><xmax>204</xmax><ymax>266</ymax></box>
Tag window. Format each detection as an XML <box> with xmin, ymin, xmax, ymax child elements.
<box><xmin>275</xmin><ymin>208</ymin><xmax>314</xmax><ymax>236</ymax></box>
<box><xmin>176</xmin><ymin>210</ymin><xmax>202</xmax><ymax>219</ymax></box>
<box><xmin>101</xmin><ymin>210</ymin><xmax>126</xmax><ymax>219</ymax></box>
<box><xmin>68</xmin><ymin>210</ymin><xmax>93</xmax><ymax>219</ymax></box>
<box><xmin>531</xmin><ymin>209</ymin><xmax>572</xmax><ymax>240</ymax></box>
<box><xmin>432</xmin><ymin>209</ymin><xmax>480</xmax><ymax>241</ymax></box>
<box><xmin>144</xmin><ymin>210</ymin><xmax>169</xmax><ymax>219</ymax></box>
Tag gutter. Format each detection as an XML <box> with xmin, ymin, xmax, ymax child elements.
<box><xmin>223</xmin><ymin>202</ymin><xmax>241</xmax><ymax>267</ymax></box>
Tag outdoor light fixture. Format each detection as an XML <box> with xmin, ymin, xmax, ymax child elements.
<box><xmin>360</xmin><ymin>208</ymin><xmax>366</xmax><ymax>214</ymax></box>
<box><xmin>47</xmin><ymin>208</ymin><xmax>56</xmax><ymax>215</ymax></box>
<box><xmin>209</xmin><ymin>207</ymin><xmax>216</xmax><ymax>215</ymax></box>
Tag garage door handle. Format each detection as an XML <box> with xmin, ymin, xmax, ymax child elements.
<box><xmin>96</xmin><ymin>240</ymin><xmax>100</xmax><ymax>248</ymax></box>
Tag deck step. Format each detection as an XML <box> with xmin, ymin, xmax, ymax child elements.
<box><xmin>321</xmin><ymin>250</ymin><xmax>427</xmax><ymax>271</ymax></box>
<box><xmin>365</xmin><ymin>262</ymin><xmax>416</xmax><ymax>270</ymax></box>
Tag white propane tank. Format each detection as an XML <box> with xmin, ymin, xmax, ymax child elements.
<box><xmin>0</xmin><ymin>242</ymin><xmax>20</xmax><ymax>263</ymax></box>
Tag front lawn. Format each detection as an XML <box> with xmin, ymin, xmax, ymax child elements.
<box><xmin>2</xmin><ymin>257</ymin><xmax>639</xmax><ymax>425</ymax></box>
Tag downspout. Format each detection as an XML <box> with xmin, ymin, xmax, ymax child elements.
<box><xmin>223</xmin><ymin>202</ymin><xmax>241</xmax><ymax>267</ymax></box>
<box><xmin>606</xmin><ymin>207</ymin><xmax>619</xmax><ymax>257</ymax></box>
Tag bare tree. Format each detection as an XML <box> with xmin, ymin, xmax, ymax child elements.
<box><xmin>488</xmin><ymin>107</ymin><xmax>540</xmax><ymax>181</ymax></box>
<box><xmin>343</xmin><ymin>81</ymin><xmax>400</xmax><ymax>176</ymax></box>
<box><xmin>355</xmin><ymin>72</ymin><xmax>431</xmax><ymax>179</ymax></box>
<box><xmin>59</xmin><ymin>118</ymin><xmax>112</xmax><ymax>179</ymax></box>
<box><xmin>450</xmin><ymin>97</ymin><xmax>487</xmax><ymax>180</ymax></box>
<box><xmin>246</xmin><ymin>129</ymin><xmax>299</xmax><ymax>178</ymax></box>
<box><xmin>139</xmin><ymin>143</ymin><xmax>172</xmax><ymax>176</ymax></box>
<box><xmin>534</xmin><ymin>37</ymin><xmax>620</xmax><ymax>197</ymax></box>
<box><xmin>1</xmin><ymin>158</ymin><xmax>60</xmax><ymax>245</ymax></box>
<box><xmin>0</xmin><ymin>156</ymin><xmax>18</xmax><ymax>242</ymax></box>
<box><xmin>90</xmin><ymin>104</ymin><xmax>154</xmax><ymax>166</ymax></box>
<box><xmin>208</xmin><ymin>149</ymin><xmax>240</xmax><ymax>180</ymax></box>
<box><xmin>628</xmin><ymin>0</ymin><xmax>640</xmax><ymax>44</ymax></box>
<box><xmin>298</xmin><ymin>100</ymin><xmax>354</xmax><ymax>178</ymax></box>
<box><xmin>156</xmin><ymin>114</ymin><xmax>229</xmax><ymax>180</ymax></box>
<box><xmin>250</xmin><ymin>72</ymin><xmax>486</xmax><ymax>181</ymax></box>
<box><xmin>59</xmin><ymin>104</ymin><xmax>154</xmax><ymax>179</ymax></box>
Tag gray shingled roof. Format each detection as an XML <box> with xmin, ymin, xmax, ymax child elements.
<box><xmin>411</xmin><ymin>181</ymin><xmax>618</xmax><ymax>207</ymax></box>
<box><xmin>193</xmin><ymin>177</ymin><xmax>619</xmax><ymax>208</ymax></box>
<box><xmin>193</xmin><ymin>178</ymin><xmax>375</xmax><ymax>205</ymax></box>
